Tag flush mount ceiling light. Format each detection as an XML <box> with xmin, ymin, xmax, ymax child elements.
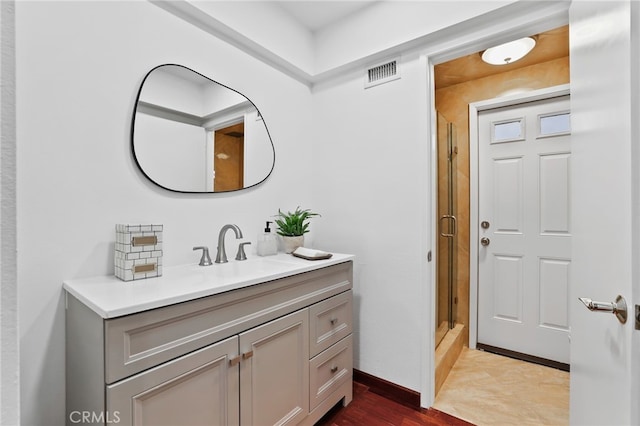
<box><xmin>481</xmin><ymin>36</ymin><xmax>537</xmax><ymax>65</ymax></box>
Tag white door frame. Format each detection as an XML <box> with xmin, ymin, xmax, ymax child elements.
<box><xmin>419</xmin><ymin>3</ymin><xmax>570</xmax><ymax>408</ymax></box>
<box><xmin>468</xmin><ymin>84</ymin><xmax>570</xmax><ymax>350</ymax></box>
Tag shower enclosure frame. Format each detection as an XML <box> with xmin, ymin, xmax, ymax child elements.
<box><xmin>435</xmin><ymin>115</ymin><xmax>458</xmax><ymax>348</ymax></box>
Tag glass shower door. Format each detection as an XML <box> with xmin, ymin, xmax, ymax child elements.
<box><xmin>436</xmin><ymin>112</ymin><xmax>458</xmax><ymax>348</ymax></box>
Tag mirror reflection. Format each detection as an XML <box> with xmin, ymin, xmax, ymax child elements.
<box><xmin>132</xmin><ymin>64</ymin><xmax>275</xmax><ymax>193</ymax></box>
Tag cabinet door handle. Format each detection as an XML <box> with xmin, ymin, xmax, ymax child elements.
<box><xmin>330</xmin><ymin>366</ymin><xmax>338</xmax><ymax>374</ymax></box>
<box><xmin>229</xmin><ymin>355</ymin><xmax>241</xmax><ymax>366</ymax></box>
<box><xmin>330</xmin><ymin>317</ymin><xmax>338</xmax><ymax>325</ymax></box>
<box><xmin>242</xmin><ymin>351</ymin><xmax>254</xmax><ymax>360</ymax></box>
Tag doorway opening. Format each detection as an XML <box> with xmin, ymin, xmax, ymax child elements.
<box><xmin>213</xmin><ymin>121</ymin><xmax>245</xmax><ymax>192</ymax></box>
<box><xmin>431</xmin><ymin>25</ymin><xmax>570</xmax><ymax>425</ymax></box>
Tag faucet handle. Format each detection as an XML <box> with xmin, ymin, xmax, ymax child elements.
<box><xmin>235</xmin><ymin>242</ymin><xmax>251</xmax><ymax>261</ymax></box>
<box><xmin>193</xmin><ymin>246</ymin><xmax>213</xmax><ymax>266</ymax></box>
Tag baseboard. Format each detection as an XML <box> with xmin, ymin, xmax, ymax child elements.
<box><xmin>353</xmin><ymin>369</ymin><xmax>420</xmax><ymax>410</ymax></box>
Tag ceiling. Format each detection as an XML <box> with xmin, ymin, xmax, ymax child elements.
<box><xmin>272</xmin><ymin>3</ymin><xmax>567</xmax><ymax>89</ymax></box>
<box><xmin>209</xmin><ymin>2</ymin><xmax>568</xmax><ymax>87</ymax></box>
<box><xmin>435</xmin><ymin>25</ymin><xmax>569</xmax><ymax>89</ymax></box>
<box><xmin>274</xmin><ymin>1</ymin><xmax>376</xmax><ymax>32</ymax></box>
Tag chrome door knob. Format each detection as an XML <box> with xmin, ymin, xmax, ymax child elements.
<box><xmin>578</xmin><ymin>295</ymin><xmax>627</xmax><ymax>324</ymax></box>
<box><xmin>480</xmin><ymin>237</ymin><xmax>490</xmax><ymax>247</ymax></box>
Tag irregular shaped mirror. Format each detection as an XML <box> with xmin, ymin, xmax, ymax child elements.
<box><xmin>132</xmin><ymin>64</ymin><xmax>275</xmax><ymax>193</ymax></box>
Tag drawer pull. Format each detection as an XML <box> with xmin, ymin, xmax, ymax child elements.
<box><xmin>330</xmin><ymin>366</ymin><xmax>338</xmax><ymax>374</ymax></box>
<box><xmin>242</xmin><ymin>351</ymin><xmax>254</xmax><ymax>360</ymax></box>
<box><xmin>229</xmin><ymin>355</ymin><xmax>241</xmax><ymax>366</ymax></box>
<box><xmin>330</xmin><ymin>318</ymin><xmax>338</xmax><ymax>325</ymax></box>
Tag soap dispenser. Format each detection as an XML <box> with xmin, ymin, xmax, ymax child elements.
<box><xmin>257</xmin><ymin>221</ymin><xmax>278</xmax><ymax>256</ymax></box>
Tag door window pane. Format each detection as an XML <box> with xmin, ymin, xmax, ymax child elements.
<box><xmin>539</xmin><ymin>112</ymin><xmax>570</xmax><ymax>137</ymax></box>
<box><xmin>492</xmin><ymin>119</ymin><xmax>524</xmax><ymax>143</ymax></box>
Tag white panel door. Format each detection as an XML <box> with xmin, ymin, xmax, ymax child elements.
<box><xmin>569</xmin><ymin>1</ymin><xmax>638</xmax><ymax>424</ymax></box>
<box><xmin>477</xmin><ymin>95</ymin><xmax>571</xmax><ymax>364</ymax></box>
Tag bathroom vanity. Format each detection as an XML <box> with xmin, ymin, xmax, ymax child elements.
<box><xmin>64</xmin><ymin>253</ymin><xmax>354</xmax><ymax>426</ymax></box>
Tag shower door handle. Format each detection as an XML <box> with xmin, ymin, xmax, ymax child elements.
<box><xmin>440</xmin><ymin>215</ymin><xmax>457</xmax><ymax>237</ymax></box>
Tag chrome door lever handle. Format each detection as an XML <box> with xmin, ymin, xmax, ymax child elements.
<box><xmin>578</xmin><ymin>295</ymin><xmax>627</xmax><ymax>324</ymax></box>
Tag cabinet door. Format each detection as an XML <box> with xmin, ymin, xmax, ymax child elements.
<box><xmin>239</xmin><ymin>309</ymin><xmax>309</xmax><ymax>426</ymax></box>
<box><xmin>107</xmin><ymin>336</ymin><xmax>239</xmax><ymax>426</ymax></box>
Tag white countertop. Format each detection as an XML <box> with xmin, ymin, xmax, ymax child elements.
<box><xmin>63</xmin><ymin>252</ymin><xmax>354</xmax><ymax>319</ymax></box>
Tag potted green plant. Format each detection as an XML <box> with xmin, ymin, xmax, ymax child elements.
<box><xmin>274</xmin><ymin>207</ymin><xmax>320</xmax><ymax>253</ymax></box>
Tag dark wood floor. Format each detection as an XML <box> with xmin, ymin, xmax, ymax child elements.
<box><xmin>316</xmin><ymin>381</ymin><xmax>474</xmax><ymax>426</ymax></box>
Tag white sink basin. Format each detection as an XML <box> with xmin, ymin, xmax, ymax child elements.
<box><xmin>181</xmin><ymin>255</ymin><xmax>302</xmax><ymax>285</ymax></box>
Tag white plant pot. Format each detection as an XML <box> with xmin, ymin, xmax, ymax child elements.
<box><xmin>282</xmin><ymin>235</ymin><xmax>304</xmax><ymax>254</ymax></box>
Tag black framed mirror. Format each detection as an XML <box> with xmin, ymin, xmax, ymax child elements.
<box><xmin>131</xmin><ymin>64</ymin><xmax>275</xmax><ymax>193</ymax></box>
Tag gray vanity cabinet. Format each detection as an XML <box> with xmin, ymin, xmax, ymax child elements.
<box><xmin>106</xmin><ymin>310</ymin><xmax>309</xmax><ymax>426</ymax></box>
<box><xmin>66</xmin><ymin>261</ymin><xmax>353</xmax><ymax>426</ymax></box>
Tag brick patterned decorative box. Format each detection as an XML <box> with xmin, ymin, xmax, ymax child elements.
<box><xmin>115</xmin><ymin>224</ymin><xmax>163</xmax><ymax>281</ymax></box>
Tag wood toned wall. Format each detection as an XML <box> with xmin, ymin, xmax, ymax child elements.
<box><xmin>435</xmin><ymin>56</ymin><xmax>570</xmax><ymax>346</ymax></box>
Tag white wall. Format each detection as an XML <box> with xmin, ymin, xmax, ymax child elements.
<box><xmin>140</xmin><ymin>65</ymin><xmax>249</xmax><ymax>116</ymax></box>
<box><xmin>15</xmin><ymin>2</ymin><xmax>313</xmax><ymax>425</ymax></box>
<box><xmin>139</xmin><ymin>67</ymin><xmax>208</xmax><ymax>115</ymax></box>
<box><xmin>135</xmin><ymin>114</ymin><xmax>206</xmax><ymax>191</ymax></box>
<box><xmin>311</xmin><ymin>52</ymin><xmax>428</xmax><ymax>392</ymax></box>
<box><xmin>244</xmin><ymin>109</ymin><xmax>274</xmax><ymax>187</ymax></box>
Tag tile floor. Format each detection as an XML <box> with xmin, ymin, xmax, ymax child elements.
<box><xmin>433</xmin><ymin>347</ymin><xmax>569</xmax><ymax>426</ymax></box>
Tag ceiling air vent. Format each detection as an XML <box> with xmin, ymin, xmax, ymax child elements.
<box><xmin>365</xmin><ymin>58</ymin><xmax>400</xmax><ymax>89</ymax></box>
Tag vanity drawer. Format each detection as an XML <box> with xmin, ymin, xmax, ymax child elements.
<box><xmin>104</xmin><ymin>262</ymin><xmax>352</xmax><ymax>384</ymax></box>
<box><xmin>309</xmin><ymin>335</ymin><xmax>353</xmax><ymax>410</ymax></box>
<box><xmin>309</xmin><ymin>290</ymin><xmax>352</xmax><ymax>358</ymax></box>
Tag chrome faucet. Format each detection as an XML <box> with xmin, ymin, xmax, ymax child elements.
<box><xmin>193</xmin><ymin>246</ymin><xmax>213</xmax><ymax>266</ymax></box>
<box><xmin>215</xmin><ymin>224</ymin><xmax>243</xmax><ymax>264</ymax></box>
